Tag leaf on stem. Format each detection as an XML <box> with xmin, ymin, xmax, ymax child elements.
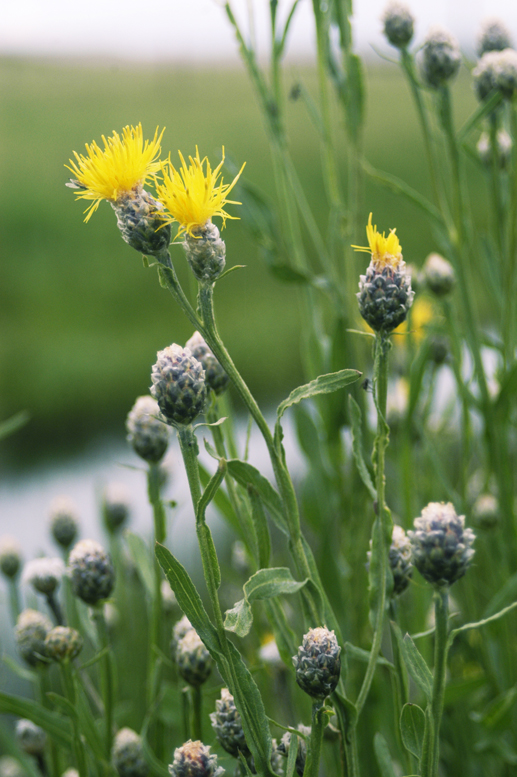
<box><xmin>400</xmin><ymin>702</ymin><xmax>425</xmax><ymax>760</ymax></box>
<box><xmin>349</xmin><ymin>396</ymin><xmax>376</xmax><ymax>500</ymax></box>
<box><xmin>276</xmin><ymin>369</ymin><xmax>361</xmax><ymax>422</ymax></box>
<box><xmin>398</xmin><ymin>630</ymin><xmax>433</xmax><ymax>702</ymax></box>
<box><xmin>0</xmin><ymin>691</ymin><xmax>73</xmax><ymax>748</ymax></box>
<box><xmin>373</xmin><ymin>732</ymin><xmax>397</xmax><ymax>777</ymax></box>
<box><xmin>227</xmin><ymin>459</ymin><xmax>289</xmax><ymax>536</ymax></box>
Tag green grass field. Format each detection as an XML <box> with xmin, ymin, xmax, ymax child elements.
<box><xmin>0</xmin><ymin>56</ymin><xmax>483</xmax><ymax>463</ymax></box>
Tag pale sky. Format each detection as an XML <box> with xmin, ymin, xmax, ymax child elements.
<box><xmin>2</xmin><ymin>0</ymin><xmax>517</xmax><ymax>62</ymax></box>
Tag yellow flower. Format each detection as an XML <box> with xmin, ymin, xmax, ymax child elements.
<box><xmin>155</xmin><ymin>148</ymin><xmax>245</xmax><ymax>238</ymax></box>
<box><xmin>352</xmin><ymin>212</ymin><xmax>403</xmax><ymax>269</ymax></box>
<box><xmin>66</xmin><ymin>124</ymin><xmax>164</xmax><ymax>222</ymax></box>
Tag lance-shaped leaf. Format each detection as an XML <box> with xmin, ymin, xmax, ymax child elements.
<box><xmin>227</xmin><ymin>459</ymin><xmax>289</xmax><ymax>536</ymax></box>
<box><xmin>277</xmin><ymin>369</ymin><xmax>361</xmax><ymax>422</ymax></box>
<box><xmin>225</xmin><ymin>568</ymin><xmax>308</xmax><ymax>637</ymax></box>
<box><xmin>349</xmin><ymin>396</ymin><xmax>376</xmax><ymax>500</ymax></box>
<box><xmin>0</xmin><ymin>692</ymin><xmax>73</xmax><ymax>749</ymax></box>
<box><xmin>400</xmin><ymin>703</ymin><xmax>425</xmax><ymax>760</ymax></box>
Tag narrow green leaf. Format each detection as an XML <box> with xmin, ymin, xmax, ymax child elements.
<box><xmin>155</xmin><ymin>543</ymin><xmax>221</xmax><ymax>657</ymax></box>
<box><xmin>285</xmin><ymin>732</ymin><xmax>299</xmax><ymax>777</ymax></box>
<box><xmin>484</xmin><ymin>572</ymin><xmax>517</xmax><ymax>617</ymax></box>
<box><xmin>0</xmin><ymin>410</ymin><xmax>30</xmax><ymax>441</ymax></box>
<box><xmin>2</xmin><ymin>656</ymin><xmax>38</xmax><ymax>684</ymax></box>
<box><xmin>457</xmin><ymin>90</ymin><xmax>504</xmax><ymax>141</ymax></box>
<box><xmin>0</xmin><ymin>692</ymin><xmax>73</xmax><ymax>748</ymax></box>
<box><xmin>348</xmin><ymin>396</ymin><xmax>376</xmax><ymax>500</ymax></box>
<box><xmin>247</xmin><ymin>485</ymin><xmax>271</xmax><ymax>569</ymax></box>
<box><xmin>373</xmin><ymin>732</ymin><xmax>397</xmax><ymax>777</ymax></box>
<box><xmin>237</xmin><ymin>754</ymin><xmax>255</xmax><ymax>777</ymax></box>
<box><xmin>45</xmin><ymin>692</ymin><xmax>78</xmax><ymax>719</ymax></box>
<box><xmin>401</xmin><ymin>633</ymin><xmax>434</xmax><ymax>702</ymax></box>
<box><xmin>227</xmin><ymin>459</ymin><xmax>288</xmax><ymax>536</ymax></box>
<box><xmin>125</xmin><ymin>531</ymin><xmax>154</xmax><ymax>598</ymax></box>
<box><xmin>400</xmin><ymin>703</ymin><xmax>425</xmax><ymax>760</ymax></box>
<box><xmin>449</xmin><ymin>601</ymin><xmax>517</xmax><ymax>649</ymax></box>
<box><xmin>244</xmin><ymin>567</ymin><xmax>307</xmax><ymax>602</ymax></box>
<box><xmin>197</xmin><ymin>522</ymin><xmax>221</xmax><ymax>590</ymax></box>
<box><xmin>197</xmin><ymin>459</ymin><xmax>227</xmax><ymax>523</ymax></box>
<box><xmin>277</xmin><ymin>369</ymin><xmax>361</xmax><ymax>421</ymax></box>
<box><xmin>199</xmin><ymin>461</ymin><xmax>240</xmax><ymax>536</ymax></box>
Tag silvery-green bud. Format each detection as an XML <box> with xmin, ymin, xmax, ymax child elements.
<box><xmin>15</xmin><ymin>609</ymin><xmax>52</xmax><ymax>666</ymax></box>
<box><xmin>477</xmin><ymin>19</ymin><xmax>512</xmax><ymax>56</ymax></box>
<box><xmin>477</xmin><ymin>130</ymin><xmax>512</xmax><ymax>168</ymax></box>
<box><xmin>422</xmin><ymin>253</ymin><xmax>455</xmax><ymax>297</ymax></box>
<box><xmin>389</xmin><ymin>525</ymin><xmax>413</xmax><ymax>596</ymax></box>
<box><xmin>168</xmin><ymin>740</ymin><xmax>224</xmax><ymax>777</ymax></box>
<box><xmin>112</xmin><ymin>189</ymin><xmax>171</xmax><ymax>257</ymax></box>
<box><xmin>112</xmin><ymin>728</ymin><xmax>148</xmax><ymax>777</ymax></box>
<box><xmin>49</xmin><ymin>497</ymin><xmax>80</xmax><ymax>550</ymax></box>
<box><xmin>102</xmin><ymin>483</ymin><xmax>130</xmax><ymax>534</ymax></box>
<box><xmin>150</xmin><ymin>345</ymin><xmax>206</xmax><ymax>427</ymax></box>
<box><xmin>292</xmin><ymin>627</ymin><xmax>341</xmax><ymax>700</ymax></box>
<box><xmin>22</xmin><ymin>557</ymin><xmax>65</xmax><ymax>596</ymax></box>
<box><xmin>126</xmin><ymin>395</ymin><xmax>169</xmax><ymax>463</ymax></box>
<box><xmin>171</xmin><ymin>615</ymin><xmax>192</xmax><ymax>658</ymax></box>
<box><xmin>185</xmin><ymin>332</ymin><xmax>229</xmax><ymax>396</ymax></box>
<box><xmin>15</xmin><ymin>720</ymin><xmax>46</xmax><ymax>756</ymax></box>
<box><xmin>210</xmin><ymin>688</ymin><xmax>250</xmax><ymax>760</ymax></box>
<box><xmin>473</xmin><ymin>49</ymin><xmax>517</xmax><ymax>101</ymax></box>
<box><xmin>183</xmin><ymin>223</ymin><xmax>226</xmax><ymax>283</ymax></box>
<box><xmin>419</xmin><ymin>28</ymin><xmax>461</xmax><ymax>88</ymax></box>
<box><xmin>408</xmin><ymin>502</ymin><xmax>476</xmax><ymax>587</ymax></box>
<box><xmin>472</xmin><ymin>493</ymin><xmax>499</xmax><ymax>529</ymax></box>
<box><xmin>0</xmin><ymin>756</ymin><xmax>27</xmax><ymax>777</ymax></box>
<box><xmin>382</xmin><ymin>2</ymin><xmax>414</xmax><ymax>49</ymax></box>
<box><xmin>44</xmin><ymin>626</ymin><xmax>83</xmax><ymax>662</ymax></box>
<box><xmin>68</xmin><ymin>539</ymin><xmax>115</xmax><ymax>605</ymax></box>
<box><xmin>0</xmin><ymin>536</ymin><xmax>22</xmax><ymax>579</ymax></box>
<box><xmin>176</xmin><ymin>629</ymin><xmax>212</xmax><ymax>686</ymax></box>
<box><xmin>276</xmin><ymin>726</ymin><xmax>310</xmax><ymax>777</ymax></box>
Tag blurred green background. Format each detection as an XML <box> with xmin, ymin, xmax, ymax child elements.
<box><xmin>0</xmin><ymin>57</ymin><xmax>484</xmax><ymax>466</ymax></box>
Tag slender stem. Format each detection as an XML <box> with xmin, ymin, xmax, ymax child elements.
<box><xmin>191</xmin><ymin>685</ymin><xmax>203</xmax><ymax>742</ymax></box>
<box><xmin>303</xmin><ymin>701</ymin><xmax>325</xmax><ymax>777</ymax></box>
<box><xmin>91</xmin><ymin>604</ymin><xmax>114</xmax><ymax>758</ymax></box>
<box><xmin>355</xmin><ymin>333</ymin><xmax>392</xmax><ymax>716</ymax></box>
<box><xmin>37</xmin><ymin>670</ymin><xmax>60</xmax><ymax>777</ymax></box>
<box><xmin>46</xmin><ymin>592</ymin><xmax>64</xmax><ymax>626</ymax></box>
<box><xmin>8</xmin><ymin>578</ymin><xmax>21</xmax><ymax>623</ymax></box>
<box><xmin>422</xmin><ymin>588</ymin><xmax>449</xmax><ymax>777</ymax></box>
<box><xmin>182</xmin><ymin>687</ymin><xmax>191</xmax><ymax>741</ymax></box>
<box><xmin>60</xmin><ymin>661</ymin><xmax>88</xmax><ymax>777</ymax></box>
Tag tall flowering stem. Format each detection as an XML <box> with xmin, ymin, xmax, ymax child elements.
<box><xmin>421</xmin><ymin>588</ymin><xmax>449</xmax><ymax>777</ymax></box>
<box><xmin>91</xmin><ymin>604</ymin><xmax>114</xmax><ymax>758</ymax></box>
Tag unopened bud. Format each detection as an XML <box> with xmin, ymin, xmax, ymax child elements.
<box><xmin>45</xmin><ymin>626</ymin><xmax>83</xmax><ymax>662</ymax></box>
<box><xmin>185</xmin><ymin>332</ymin><xmax>229</xmax><ymax>396</ymax></box>
<box><xmin>102</xmin><ymin>483</ymin><xmax>130</xmax><ymax>534</ymax></box>
<box><xmin>150</xmin><ymin>345</ymin><xmax>206</xmax><ymax>427</ymax></box>
<box><xmin>15</xmin><ymin>609</ymin><xmax>52</xmax><ymax>666</ymax></box>
<box><xmin>477</xmin><ymin>19</ymin><xmax>512</xmax><ymax>56</ymax></box>
<box><xmin>183</xmin><ymin>223</ymin><xmax>226</xmax><ymax>283</ymax></box>
<box><xmin>168</xmin><ymin>740</ymin><xmax>224</xmax><ymax>777</ymax></box>
<box><xmin>22</xmin><ymin>557</ymin><xmax>65</xmax><ymax>596</ymax></box>
<box><xmin>49</xmin><ymin>497</ymin><xmax>80</xmax><ymax>550</ymax></box>
<box><xmin>277</xmin><ymin>726</ymin><xmax>310</xmax><ymax>777</ymax></box>
<box><xmin>113</xmin><ymin>189</ymin><xmax>171</xmax><ymax>257</ymax></box>
<box><xmin>419</xmin><ymin>28</ymin><xmax>461</xmax><ymax>88</ymax></box>
<box><xmin>68</xmin><ymin>539</ymin><xmax>115</xmax><ymax>605</ymax></box>
<box><xmin>210</xmin><ymin>689</ymin><xmax>250</xmax><ymax>759</ymax></box>
<box><xmin>422</xmin><ymin>253</ymin><xmax>455</xmax><ymax>297</ymax></box>
<box><xmin>112</xmin><ymin>728</ymin><xmax>148</xmax><ymax>777</ymax></box>
<box><xmin>15</xmin><ymin>720</ymin><xmax>46</xmax><ymax>757</ymax></box>
<box><xmin>292</xmin><ymin>627</ymin><xmax>341</xmax><ymax>700</ymax></box>
<box><xmin>126</xmin><ymin>395</ymin><xmax>169</xmax><ymax>463</ymax></box>
<box><xmin>176</xmin><ymin>629</ymin><xmax>212</xmax><ymax>686</ymax></box>
<box><xmin>0</xmin><ymin>536</ymin><xmax>22</xmax><ymax>579</ymax></box>
<box><xmin>382</xmin><ymin>2</ymin><xmax>414</xmax><ymax>49</ymax></box>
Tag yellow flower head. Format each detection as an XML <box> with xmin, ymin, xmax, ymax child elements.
<box><xmin>155</xmin><ymin>148</ymin><xmax>245</xmax><ymax>238</ymax></box>
<box><xmin>352</xmin><ymin>212</ymin><xmax>403</xmax><ymax>269</ymax></box>
<box><xmin>66</xmin><ymin>124</ymin><xmax>164</xmax><ymax>222</ymax></box>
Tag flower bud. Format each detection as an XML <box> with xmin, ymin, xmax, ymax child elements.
<box><xmin>358</xmin><ymin>262</ymin><xmax>414</xmax><ymax>333</ymax></box>
<box><xmin>419</xmin><ymin>28</ymin><xmax>461</xmax><ymax>88</ymax></box>
<box><xmin>15</xmin><ymin>720</ymin><xmax>46</xmax><ymax>757</ymax></box>
<box><xmin>477</xmin><ymin>130</ymin><xmax>512</xmax><ymax>169</ymax></box>
<box><xmin>389</xmin><ymin>525</ymin><xmax>413</xmax><ymax>596</ymax></box>
<box><xmin>68</xmin><ymin>539</ymin><xmax>115</xmax><ymax>605</ymax></box>
<box><xmin>473</xmin><ymin>49</ymin><xmax>517</xmax><ymax>101</ymax></box>
<box><xmin>292</xmin><ymin>627</ymin><xmax>341</xmax><ymax>700</ymax></box>
<box><xmin>0</xmin><ymin>756</ymin><xmax>26</xmax><ymax>777</ymax></box>
<box><xmin>44</xmin><ymin>626</ymin><xmax>83</xmax><ymax>662</ymax></box>
<box><xmin>126</xmin><ymin>395</ymin><xmax>169</xmax><ymax>464</ymax></box>
<box><xmin>102</xmin><ymin>483</ymin><xmax>130</xmax><ymax>534</ymax></box>
<box><xmin>210</xmin><ymin>688</ymin><xmax>250</xmax><ymax>760</ymax></box>
<box><xmin>171</xmin><ymin>615</ymin><xmax>192</xmax><ymax>659</ymax></box>
<box><xmin>408</xmin><ymin>502</ymin><xmax>475</xmax><ymax>587</ymax></box>
<box><xmin>15</xmin><ymin>609</ymin><xmax>52</xmax><ymax>666</ymax></box>
<box><xmin>477</xmin><ymin>19</ymin><xmax>512</xmax><ymax>56</ymax></box>
<box><xmin>183</xmin><ymin>223</ymin><xmax>226</xmax><ymax>283</ymax></box>
<box><xmin>429</xmin><ymin>336</ymin><xmax>449</xmax><ymax>366</ymax></box>
<box><xmin>168</xmin><ymin>740</ymin><xmax>224</xmax><ymax>777</ymax></box>
<box><xmin>22</xmin><ymin>557</ymin><xmax>65</xmax><ymax>596</ymax></box>
<box><xmin>422</xmin><ymin>253</ymin><xmax>455</xmax><ymax>297</ymax></box>
<box><xmin>185</xmin><ymin>332</ymin><xmax>229</xmax><ymax>396</ymax></box>
<box><xmin>472</xmin><ymin>493</ymin><xmax>499</xmax><ymax>529</ymax></box>
<box><xmin>277</xmin><ymin>726</ymin><xmax>310</xmax><ymax>777</ymax></box>
<box><xmin>62</xmin><ymin>770</ymin><xmax>79</xmax><ymax>777</ymax></box>
<box><xmin>176</xmin><ymin>629</ymin><xmax>212</xmax><ymax>687</ymax></box>
<box><xmin>0</xmin><ymin>536</ymin><xmax>22</xmax><ymax>579</ymax></box>
<box><xmin>382</xmin><ymin>2</ymin><xmax>414</xmax><ymax>49</ymax></box>
<box><xmin>150</xmin><ymin>345</ymin><xmax>206</xmax><ymax>427</ymax></box>
<box><xmin>112</xmin><ymin>189</ymin><xmax>171</xmax><ymax>257</ymax></box>
<box><xmin>49</xmin><ymin>497</ymin><xmax>80</xmax><ymax>550</ymax></box>
<box><xmin>112</xmin><ymin>728</ymin><xmax>148</xmax><ymax>777</ymax></box>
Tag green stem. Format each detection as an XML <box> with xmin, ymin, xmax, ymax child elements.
<box><xmin>191</xmin><ymin>685</ymin><xmax>203</xmax><ymax>742</ymax></box>
<box><xmin>46</xmin><ymin>592</ymin><xmax>65</xmax><ymax>627</ymax></box>
<box><xmin>422</xmin><ymin>588</ymin><xmax>449</xmax><ymax>777</ymax></box>
<box><xmin>91</xmin><ymin>604</ymin><xmax>114</xmax><ymax>759</ymax></box>
<box><xmin>303</xmin><ymin>701</ymin><xmax>325</xmax><ymax>777</ymax></box>
<box><xmin>60</xmin><ymin>661</ymin><xmax>88</xmax><ymax>777</ymax></box>
<box><xmin>8</xmin><ymin>578</ymin><xmax>21</xmax><ymax>623</ymax></box>
<box><xmin>355</xmin><ymin>333</ymin><xmax>392</xmax><ymax>717</ymax></box>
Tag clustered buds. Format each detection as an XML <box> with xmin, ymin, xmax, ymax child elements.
<box><xmin>15</xmin><ymin>609</ymin><xmax>52</xmax><ymax>667</ymax></box>
<box><xmin>292</xmin><ymin>627</ymin><xmax>341</xmax><ymax>700</ymax></box>
<box><xmin>112</xmin><ymin>189</ymin><xmax>172</xmax><ymax>257</ymax></box>
<box><xmin>150</xmin><ymin>345</ymin><xmax>207</xmax><ymax>427</ymax></box>
<box><xmin>44</xmin><ymin>626</ymin><xmax>83</xmax><ymax>662</ymax></box>
<box><xmin>49</xmin><ymin>497</ymin><xmax>80</xmax><ymax>550</ymax></box>
<box><xmin>473</xmin><ymin>49</ymin><xmax>517</xmax><ymax>101</ymax></box>
<box><xmin>408</xmin><ymin>502</ymin><xmax>475</xmax><ymax>588</ymax></box>
<box><xmin>0</xmin><ymin>536</ymin><xmax>22</xmax><ymax>579</ymax></box>
<box><xmin>176</xmin><ymin>629</ymin><xmax>212</xmax><ymax>687</ymax></box>
<box><xmin>183</xmin><ymin>223</ymin><xmax>226</xmax><ymax>283</ymax></box>
<box><xmin>422</xmin><ymin>253</ymin><xmax>455</xmax><ymax>297</ymax></box>
<box><xmin>185</xmin><ymin>332</ymin><xmax>229</xmax><ymax>396</ymax></box>
<box><xmin>15</xmin><ymin>719</ymin><xmax>47</xmax><ymax>756</ymax></box>
<box><xmin>102</xmin><ymin>483</ymin><xmax>131</xmax><ymax>534</ymax></box>
<box><xmin>276</xmin><ymin>726</ymin><xmax>310</xmax><ymax>777</ymax></box>
<box><xmin>68</xmin><ymin>539</ymin><xmax>115</xmax><ymax>605</ymax></box>
<box><xmin>112</xmin><ymin>728</ymin><xmax>148</xmax><ymax>777</ymax></box>
<box><xmin>382</xmin><ymin>2</ymin><xmax>414</xmax><ymax>49</ymax></box>
<box><xmin>210</xmin><ymin>688</ymin><xmax>250</xmax><ymax>760</ymax></box>
<box><xmin>477</xmin><ymin>19</ymin><xmax>512</xmax><ymax>56</ymax></box>
<box><xmin>126</xmin><ymin>395</ymin><xmax>169</xmax><ymax>463</ymax></box>
<box><xmin>419</xmin><ymin>28</ymin><xmax>461</xmax><ymax>88</ymax></box>
<box><xmin>168</xmin><ymin>740</ymin><xmax>224</xmax><ymax>777</ymax></box>
<box><xmin>22</xmin><ymin>557</ymin><xmax>65</xmax><ymax>596</ymax></box>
